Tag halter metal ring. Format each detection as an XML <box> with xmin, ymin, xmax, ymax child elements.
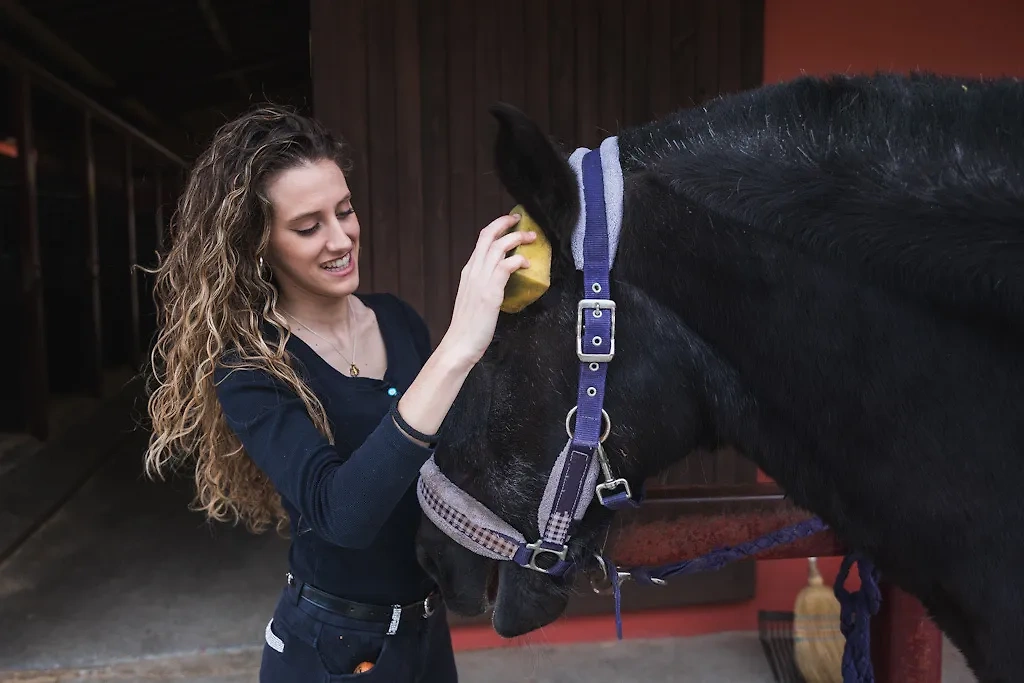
<box><xmin>565</xmin><ymin>406</ymin><xmax>611</xmax><ymax>443</ymax></box>
<box><xmin>524</xmin><ymin>540</ymin><xmax>569</xmax><ymax>574</ymax></box>
<box><xmin>589</xmin><ymin>555</ymin><xmax>636</xmax><ymax>594</ymax></box>
<box><xmin>589</xmin><ymin>555</ymin><xmax>616</xmax><ymax>595</ymax></box>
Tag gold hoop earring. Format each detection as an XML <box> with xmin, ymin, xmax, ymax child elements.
<box><xmin>258</xmin><ymin>256</ymin><xmax>272</xmax><ymax>281</ymax></box>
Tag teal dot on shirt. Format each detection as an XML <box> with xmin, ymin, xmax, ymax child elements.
<box><xmin>387</xmin><ymin>387</ymin><xmax>398</xmax><ymax>397</ymax></box>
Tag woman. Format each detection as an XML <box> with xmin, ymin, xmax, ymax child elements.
<box><xmin>144</xmin><ymin>104</ymin><xmax>535</xmax><ymax>682</ymax></box>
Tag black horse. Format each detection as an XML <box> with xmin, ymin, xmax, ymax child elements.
<box><xmin>414</xmin><ymin>72</ymin><xmax>1024</xmax><ymax>683</ymax></box>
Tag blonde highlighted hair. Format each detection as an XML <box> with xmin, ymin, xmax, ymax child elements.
<box><xmin>144</xmin><ymin>104</ymin><xmax>351</xmax><ymax>533</ymax></box>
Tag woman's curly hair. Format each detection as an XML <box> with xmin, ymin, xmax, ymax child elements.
<box><xmin>144</xmin><ymin>103</ymin><xmax>352</xmax><ymax>534</ymax></box>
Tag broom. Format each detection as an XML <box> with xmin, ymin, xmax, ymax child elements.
<box><xmin>793</xmin><ymin>557</ymin><xmax>844</xmax><ymax>683</ymax></box>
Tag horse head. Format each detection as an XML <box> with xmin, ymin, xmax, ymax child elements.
<box><xmin>413</xmin><ymin>102</ymin><xmax>745</xmax><ymax>637</ymax></box>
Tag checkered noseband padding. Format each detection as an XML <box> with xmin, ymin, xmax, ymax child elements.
<box><xmin>416</xmin><ymin>440</ymin><xmax>601</xmax><ymax>576</ymax></box>
<box><xmin>543</xmin><ymin>512</ymin><xmax>573</xmax><ymax>545</ymax></box>
<box><xmin>416</xmin><ymin>466</ymin><xmax>524</xmax><ymax>563</ymax></box>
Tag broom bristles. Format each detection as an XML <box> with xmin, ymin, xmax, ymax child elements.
<box><xmin>793</xmin><ymin>557</ymin><xmax>844</xmax><ymax>683</ymax></box>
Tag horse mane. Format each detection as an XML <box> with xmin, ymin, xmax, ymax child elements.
<box><xmin>619</xmin><ymin>72</ymin><xmax>1024</xmax><ymax>336</ymax></box>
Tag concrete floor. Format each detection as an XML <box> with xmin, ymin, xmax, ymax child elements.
<box><xmin>0</xmin><ymin>425</ymin><xmax>285</xmax><ymax>682</ymax></box>
<box><xmin>0</xmin><ymin>426</ymin><xmax>977</xmax><ymax>682</ymax></box>
<box><xmin>0</xmin><ymin>634</ymin><xmax>790</xmax><ymax>683</ymax></box>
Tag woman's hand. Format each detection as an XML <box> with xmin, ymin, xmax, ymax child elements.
<box><xmin>393</xmin><ymin>213</ymin><xmax>535</xmax><ymax>444</ymax></box>
<box><xmin>438</xmin><ymin>213</ymin><xmax>536</xmax><ymax>369</ymax></box>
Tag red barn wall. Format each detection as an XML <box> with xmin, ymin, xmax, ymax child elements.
<box><xmin>764</xmin><ymin>0</ymin><xmax>1024</xmax><ymax>82</ymax></box>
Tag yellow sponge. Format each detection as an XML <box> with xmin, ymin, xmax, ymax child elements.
<box><xmin>500</xmin><ymin>204</ymin><xmax>551</xmax><ymax>313</ymax></box>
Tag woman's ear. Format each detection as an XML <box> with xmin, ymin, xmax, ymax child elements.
<box><xmin>490</xmin><ymin>103</ymin><xmax>578</xmax><ymax>264</ymax></box>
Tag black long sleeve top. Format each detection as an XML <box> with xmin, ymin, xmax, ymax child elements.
<box><xmin>213</xmin><ymin>293</ymin><xmax>437</xmax><ymax>605</ymax></box>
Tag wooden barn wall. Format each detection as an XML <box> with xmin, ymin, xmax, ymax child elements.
<box><xmin>310</xmin><ymin>0</ymin><xmax>764</xmax><ymax>490</ymax></box>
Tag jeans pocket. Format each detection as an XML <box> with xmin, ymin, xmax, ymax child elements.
<box><xmin>259</xmin><ymin>617</ymin><xmax>327</xmax><ymax>683</ymax></box>
<box><xmin>265</xmin><ymin>619</ymin><xmax>285</xmax><ymax>654</ymax></box>
<box><xmin>315</xmin><ymin>624</ymin><xmax>405</xmax><ymax>680</ymax></box>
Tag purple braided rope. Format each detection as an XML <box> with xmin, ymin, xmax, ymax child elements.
<box><xmin>604</xmin><ymin>516</ymin><xmax>831</xmax><ymax>641</ymax></box>
<box><xmin>835</xmin><ymin>552</ymin><xmax>882</xmax><ymax>683</ymax></box>
<box><xmin>628</xmin><ymin>516</ymin><xmax>830</xmax><ymax>585</ymax></box>
<box><xmin>601</xmin><ymin>517</ymin><xmax>881</xmax><ymax>683</ymax></box>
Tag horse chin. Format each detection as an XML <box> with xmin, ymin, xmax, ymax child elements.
<box><xmin>418</xmin><ymin>535</ymin><xmax>498</xmax><ymax>618</ymax></box>
<box><xmin>491</xmin><ymin>562</ymin><xmax>570</xmax><ymax>638</ymax></box>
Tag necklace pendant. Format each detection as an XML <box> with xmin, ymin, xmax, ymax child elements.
<box><xmin>350</xmin><ymin>363</ymin><xmax>360</xmax><ymax>377</ymax></box>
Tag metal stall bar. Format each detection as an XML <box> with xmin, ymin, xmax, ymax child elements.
<box><xmin>0</xmin><ymin>39</ymin><xmax>184</xmax><ymax>437</ymax></box>
<box><xmin>125</xmin><ymin>141</ymin><xmax>139</xmax><ymax>365</ymax></box>
<box><xmin>10</xmin><ymin>70</ymin><xmax>47</xmax><ymax>440</ymax></box>
<box><xmin>154</xmin><ymin>170</ymin><xmax>164</xmax><ymax>249</ymax></box>
<box><xmin>0</xmin><ymin>40</ymin><xmax>183</xmax><ymax>166</ymax></box>
<box><xmin>82</xmin><ymin>112</ymin><xmax>103</xmax><ymax>396</ymax></box>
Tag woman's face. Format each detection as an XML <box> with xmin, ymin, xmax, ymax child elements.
<box><xmin>263</xmin><ymin>158</ymin><xmax>361</xmax><ymax>302</ymax></box>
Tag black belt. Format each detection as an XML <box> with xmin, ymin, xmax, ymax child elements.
<box><xmin>287</xmin><ymin>573</ymin><xmax>440</xmax><ymax>633</ymax></box>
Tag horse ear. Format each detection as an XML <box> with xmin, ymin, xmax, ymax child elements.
<box><xmin>490</xmin><ymin>103</ymin><xmax>578</xmax><ymax>260</ymax></box>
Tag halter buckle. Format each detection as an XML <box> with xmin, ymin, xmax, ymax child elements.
<box><xmin>577</xmin><ymin>299</ymin><xmax>616</xmax><ymax>362</ymax></box>
<box><xmin>593</xmin><ymin>443</ymin><xmax>633</xmax><ymax>506</ymax></box>
<box><xmin>596</xmin><ymin>478</ymin><xmax>634</xmax><ymax>506</ymax></box>
<box><xmin>524</xmin><ymin>540</ymin><xmax>569</xmax><ymax>574</ymax></box>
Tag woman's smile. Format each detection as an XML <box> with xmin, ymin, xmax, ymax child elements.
<box><xmin>320</xmin><ymin>251</ymin><xmax>355</xmax><ymax>277</ymax></box>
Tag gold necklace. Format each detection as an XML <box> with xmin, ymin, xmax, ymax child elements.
<box><xmin>283</xmin><ymin>304</ymin><xmax>360</xmax><ymax>377</ymax></box>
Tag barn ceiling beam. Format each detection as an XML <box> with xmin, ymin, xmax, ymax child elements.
<box><xmin>0</xmin><ymin>38</ymin><xmax>184</xmax><ymax>166</ymax></box>
<box><xmin>0</xmin><ymin>0</ymin><xmax>111</xmax><ymax>87</ymax></box>
<box><xmin>0</xmin><ymin>0</ymin><xmax>171</xmax><ymax>133</ymax></box>
<box><xmin>196</xmin><ymin>0</ymin><xmax>249</xmax><ymax>99</ymax></box>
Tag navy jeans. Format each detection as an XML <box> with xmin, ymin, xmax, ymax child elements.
<box><xmin>260</xmin><ymin>583</ymin><xmax>458</xmax><ymax>682</ymax></box>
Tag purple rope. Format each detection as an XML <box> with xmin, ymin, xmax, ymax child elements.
<box><xmin>601</xmin><ymin>517</ymin><xmax>881</xmax><ymax>683</ymax></box>
<box><xmin>603</xmin><ymin>517</ymin><xmax>831</xmax><ymax>640</ymax></box>
<box><xmin>629</xmin><ymin>517</ymin><xmax>830</xmax><ymax>585</ymax></box>
<box><xmin>606</xmin><ymin>561</ymin><xmax>624</xmax><ymax>640</ymax></box>
<box><xmin>835</xmin><ymin>552</ymin><xmax>882</xmax><ymax>683</ymax></box>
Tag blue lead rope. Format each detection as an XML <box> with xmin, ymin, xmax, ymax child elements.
<box><xmin>600</xmin><ymin>518</ymin><xmax>880</xmax><ymax>683</ymax></box>
<box><xmin>836</xmin><ymin>553</ymin><xmax>882</xmax><ymax>683</ymax></box>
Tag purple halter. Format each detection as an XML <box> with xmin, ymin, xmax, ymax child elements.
<box><xmin>417</xmin><ymin>143</ymin><xmax>638</xmax><ymax>578</ymax></box>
